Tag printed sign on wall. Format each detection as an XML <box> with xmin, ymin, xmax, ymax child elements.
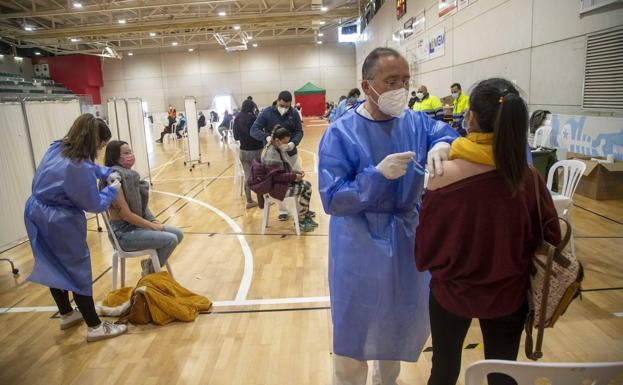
<box><xmin>416</xmin><ymin>37</ymin><xmax>429</xmax><ymax>62</ymax></box>
<box><xmin>428</xmin><ymin>27</ymin><xmax>445</xmax><ymax>59</ymax></box>
<box><xmin>439</xmin><ymin>0</ymin><xmax>457</xmax><ymax>17</ymax></box>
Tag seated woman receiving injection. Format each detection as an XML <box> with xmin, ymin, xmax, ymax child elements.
<box><xmin>104</xmin><ymin>140</ymin><xmax>184</xmax><ymax>275</ymax></box>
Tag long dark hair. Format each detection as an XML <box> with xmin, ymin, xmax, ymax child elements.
<box><xmin>61</xmin><ymin>113</ymin><xmax>111</xmax><ymax>162</ymax></box>
<box><xmin>271</xmin><ymin>124</ymin><xmax>290</xmax><ymax>141</ymax></box>
<box><xmin>529</xmin><ymin>110</ymin><xmax>551</xmax><ymax>134</ymax></box>
<box><xmin>469</xmin><ymin>78</ymin><xmax>528</xmax><ymax>192</ymax></box>
<box><xmin>104</xmin><ymin>140</ymin><xmax>128</xmax><ymax>167</ymax></box>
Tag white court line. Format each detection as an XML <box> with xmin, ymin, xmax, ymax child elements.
<box><xmin>614</xmin><ymin>312</ymin><xmax>623</xmax><ymax>317</ymax></box>
<box><xmin>153</xmin><ymin>176</ymin><xmax>236</xmax><ymax>182</ymax></box>
<box><xmin>300</xmin><ymin>149</ymin><xmax>318</xmax><ymax>174</ymax></box>
<box><xmin>151</xmin><ymin>190</ymin><xmax>254</xmax><ymax>302</ymax></box>
<box><xmin>1</xmin><ymin>297</ymin><xmax>330</xmax><ymax>314</ymax></box>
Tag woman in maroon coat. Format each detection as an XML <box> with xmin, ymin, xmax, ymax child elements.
<box><xmin>415</xmin><ymin>78</ymin><xmax>561</xmax><ymax>385</ymax></box>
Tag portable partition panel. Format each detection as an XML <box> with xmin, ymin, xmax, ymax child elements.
<box><xmin>126</xmin><ymin>98</ymin><xmax>152</xmax><ymax>180</ymax></box>
<box><xmin>115</xmin><ymin>99</ymin><xmax>132</xmax><ymax>144</ymax></box>
<box><xmin>184</xmin><ymin>96</ymin><xmax>201</xmax><ymax>164</ymax></box>
<box><xmin>25</xmin><ymin>99</ymin><xmax>81</xmax><ymax>166</ymax></box>
<box><xmin>0</xmin><ymin>103</ymin><xmax>36</xmax><ymax>249</ymax></box>
<box><xmin>107</xmin><ymin>99</ymin><xmax>119</xmax><ymax>140</ymax></box>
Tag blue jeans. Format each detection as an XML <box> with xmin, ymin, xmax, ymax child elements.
<box><xmin>112</xmin><ymin>222</ymin><xmax>184</xmax><ymax>266</ymax></box>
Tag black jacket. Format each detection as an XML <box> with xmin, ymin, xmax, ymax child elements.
<box><xmin>250</xmin><ymin>106</ymin><xmax>303</xmax><ymax>156</ymax></box>
<box><xmin>233</xmin><ymin>112</ymin><xmax>264</xmax><ymax>151</ymax></box>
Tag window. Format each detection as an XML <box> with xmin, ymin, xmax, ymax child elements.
<box><xmin>582</xmin><ymin>26</ymin><xmax>623</xmax><ymax>111</ymax></box>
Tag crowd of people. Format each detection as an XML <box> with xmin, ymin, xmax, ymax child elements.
<box><xmin>22</xmin><ymin>46</ymin><xmax>561</xmax><ymax>385</ymax></box>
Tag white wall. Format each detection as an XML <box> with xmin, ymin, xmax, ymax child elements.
<box><xmin>356</xmin><ymin>0</ymin><xmax>623</xmax><ymax>117</ymax></box>
<box><xmin>101</xmin><ymin>41</ymin><xmax>357</xmax><ymax>114</ymax></box>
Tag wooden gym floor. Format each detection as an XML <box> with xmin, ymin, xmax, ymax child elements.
<box><xmin>0</xmin><ymin>118</ymin><xmax>622</xmax><ymax>385</ymax></box>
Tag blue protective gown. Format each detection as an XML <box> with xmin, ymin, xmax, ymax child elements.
<box><xmin>24</xmin><ymin>141</ymin><xmax>118</xmax><ymax>296</ymax></box>
<box><xmin>318</xmin><ymin>107</ymin><xmax>459</xmax><ymax>362</ymax></box>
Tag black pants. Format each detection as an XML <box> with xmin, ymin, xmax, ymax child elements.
<box><xmin>49</xmin><ymin>288</ymin><xmax>101</xmax><ymax>327</ymax></box>
<box><xmin>428</xmin><ymin>294</ymin><xmax>528</xmax><ymax>385</ymax></box>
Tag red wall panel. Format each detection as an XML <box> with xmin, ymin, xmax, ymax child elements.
<box><xmin>295</xmin><ymin>94</ymin><xmax>326</xmax><ymax>116</ymax></box>
<box><xmin>33</xmin><ymin>54</ymin><xmax>103</xmax><ymax>104</ymax></box>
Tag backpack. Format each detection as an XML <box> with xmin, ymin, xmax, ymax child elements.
<box><xmin>525</xmin><ymin>168</ymin><xmax>584</xmax><ymax>360</ymax></box>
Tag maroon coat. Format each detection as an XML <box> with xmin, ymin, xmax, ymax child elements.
<box><xmin>248</xmin><ymin>159</ymin><xmax>298</xmax><ymax>208</ymax></box>
<box><xmin>415</xmin><ymin>170</ymin><xmax>561</xmax><ymax>319</ymax></box>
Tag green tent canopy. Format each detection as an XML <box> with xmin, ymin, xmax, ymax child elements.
<box><xmin>294</xmin><ymin>82</ymin><xmax>326</xmax><ymax>95</ymax></box>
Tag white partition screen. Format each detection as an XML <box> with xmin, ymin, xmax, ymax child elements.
<box><xmin>126</xmin><ymin>98</ymin><xmax>151</xmax><ymax>180</ymax></box>
<box><xmin>184</xmin><ymin>96</ymin><xmax>200</xmax><ymax>163</ymax></box>
<box><xmin>115</xmin><ymin>99</ymin><xmax>131</xmax><ymax>144</ymax></box>
<box><xmin>0</xmin><ymin>103</ymin><xmax>36</xmax><ymax>249</ymax></box>
<box><xmin>25</xmin><ymin>99</ymin><xmax>81</xmax><ymax>166</ymax></box>
<box><xmin>107</xmin><ymin>99</ymin><xmax>118</xmax><ymax>139</ymax></box>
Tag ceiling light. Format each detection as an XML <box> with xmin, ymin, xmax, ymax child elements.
<box><xmin>172</xmin><ymin>42</ymin><xmax>178</xmax><ymax>46</ymax></box>
<box><xmin>252</xmin><ymin>43</ymin><xmax>258</xmax><ymax>47</ymax></box>
<box><xmin>34</xmin><ymin>51</ymin><xmax>41</xmax><ymax>56</ymax></box>
<box><xmin>319</xmin><ymin>21</ymin><xmax>326</xmax><ymax>25</ymax></box>
<box><xmin>321</xmin><ymin>6</ymin><xmax>328</xmax><ymax>11</ymax></box>
<box><xmin>127</xmin><ymin>52</ymin><xmax>133</xmax><ymax>56</ymax></box>
<box><xmin>149</xmin><ymin>32</ymin><xmax>156</xmax><ymax>37</ymax></box>
<box><xmin>318</xmin><ymin>32</ymin><xmax>324</xmax><ymax>37</ymax></box>
<box><xmin>15</xmin><ymin>56</ymin><xmax>23</xmax><ymax>60</ymax></box>
<box><xmin>317</xmin><ymin>41</ymin><xmax>323</xmax><ymax>44</ymax></box>
<box><xmin>188</xmin><ymin>48</ymin><xmax>194</xmax><ymax>52</ymax></box>
<box><xmin>24</xmin><ymin>26</ymin><xmax>34</xmax><ymax>31</ymax></box>
<box><xmin>73</xmin><ymin>2</ymin><xmax>82</xmax><ymax>8</ymax></box>
<box><xmin>247</xmin><ymin>35</ymin><xmax>253</xmax><ymax>40</ymax></box>
<box><xmin>234</xmin><ymin>25</ymin><xmax>240</xmax><ymax>30</ymax></box>
<box><xmin>218</xmin><ymin>11</ymin><xmax>226</xmax><ymax>16</ymax></box>
<box><xmin>70</xmin><ymin>38</ymin><xmax>80</xmax><ymax>42</ymax></box>
<box><xmin>118</xmin><ymin>19</ymin><xmax>126</xmax><ymax>24</ymax></box>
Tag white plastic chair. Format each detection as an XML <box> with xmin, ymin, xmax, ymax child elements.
<box><xmin>261</xmin><ymin>195</ymin><xmax>300</xmax><ymax>236</ymax></box>
<box><xmin>101</xmin><ymin>212</ymin><xmax>173</xmax><ymax>289</ymax></box>
<box><xmin>533</xmin><ymin>125</ymin><xmax>552</xmax><ymax>148</ymax></box>
<box><xmin>465</xmin><ymin>359</ymin><xmax>623</xmax><ymax>385</ymax></box>
<box><xmin>546</xmin><ymin>159</ymin><xmax>586</xmax><ymax>257</ymax></box>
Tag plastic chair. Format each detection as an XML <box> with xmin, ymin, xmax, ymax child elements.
<box><xmin>101</xmin><ymin>212</ymin><xmax>173</xmax><ymax>289</ymax></box>
<box><xmin>261</xmin><ymin>195</ymin><xmax>300</xmax><ymax>236</ymax></box>
<box><xmin>546</xmin><ymin>159</ymin><xmax>586</xmax><ymax>257</ymax></box>
<box><xmin>533</xmin><ymin>125</ymin><xmax>552</xmax><ymax>148</ymax></box>
<box><xmin>465</xmin><ymin>359</ymin><xmax>623</xmax><ymax>385</ymax></box>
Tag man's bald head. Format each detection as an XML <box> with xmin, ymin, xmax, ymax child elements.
<box><xmin>362</xmin><ymin>47</ymin><xmax>405</xmax><ymax>80</ymax></box>
<box><xmin>418</xmin><ymin>85</ymin><xmax>428</xmax><ymax>94</ymax></box>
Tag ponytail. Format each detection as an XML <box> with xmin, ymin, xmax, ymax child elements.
<box><xmin>493</xmin><ymin>93</ymin><xmax>528</xmax><ymax>192</ymax></box>
<box><xmin>469</xmin><ymin>78</ymin><xmax>528</xmax><ymax>193</ymax></box>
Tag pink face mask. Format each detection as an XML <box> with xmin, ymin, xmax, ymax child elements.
<box><xmin>120</xmin><ymin>154</ymin><xmax>135</xmax><ymax>169</ymax></box>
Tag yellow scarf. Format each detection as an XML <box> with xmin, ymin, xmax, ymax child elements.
<box><xmin>449</xmin><ymin>132</ymin><xmax>495</xmax><ymax>166</ymax></box>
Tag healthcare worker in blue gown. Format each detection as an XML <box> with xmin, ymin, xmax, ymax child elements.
<box><xmin>24</xmin><ymin>113</ymin><xmax>128</xmax><ymax>342</ymax></box>
<box><xmin>319</xmin><ymin>47</ymin><xmax>459</xmax><ymax>385</ymax></box>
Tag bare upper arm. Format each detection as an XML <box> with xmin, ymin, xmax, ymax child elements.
<box><xmin>426</xmin><ymin>160</ymin><xmax>495</xmax><ymax>190</ymax></box>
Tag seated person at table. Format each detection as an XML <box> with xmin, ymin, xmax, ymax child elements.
<box><xmin>104</xmin><ymin>140</ymin><xmax>184</xmax><ymax>275</ymax></box>
<box><xmin>175</xmin><ymin>113</ymin><xmax>187</xmax><ymax>138</ymax></box>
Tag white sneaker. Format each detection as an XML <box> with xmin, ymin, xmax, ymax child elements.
<box><xmin>87</xmin><ymin>320</ymin><xmax>128</xmax><ymax>342</ymax></box>
<box><xmin>60</xmin><ymin>308</ymin><xmax>83</xmax><ymax>330</ymax></box>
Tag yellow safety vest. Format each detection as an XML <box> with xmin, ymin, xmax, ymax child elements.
<box><xmin>452</xmin><ymin>93</ymin><xmax>470</xmax><ymax>128</ymax></box>
<box><xmin>412</xmin><ymin>95</ymin><xmax>444</xmax><ymax>120</ymax></box>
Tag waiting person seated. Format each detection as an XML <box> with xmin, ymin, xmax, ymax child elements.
<box><xmin>104</xmin><ymin>140</ymin><xmax>184</xmax><ymax>275</ymax></box>
<box><xmin>155</xmin><ymin>123</ymin><xmax>172</xmax><ymax>143</ymax></box>
<box><xmin>218</xmin><ymin>110</ymin><xmax>233</xmax><ymax>141</ymax></box>
<box><xmin>209</xmin><ymin>110</ymin><xmax>219</xmax><ymax>129</ymax></box>
<box><xmin>197</xmin><ymin>111</ymin><xmax>206</xmax><ymax>132</ymax></box>
<box><xmin>175</xmin><ymin>113</ymin><xmax>187</xmax><ymax>138</ymax></box>
<box><xmin>528</xmin><ymin>109</ymin><xmax>551</xmax><ymax>148</ymax></box>
<box><xmin>261</xmin><ymin>125</ymin><xmax>317</xmax><ymax>232</ymax></box>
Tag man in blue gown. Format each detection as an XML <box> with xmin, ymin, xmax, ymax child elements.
<box><xmin>318</xmin><ymin>47</ymin><xmax>459</xmax><ymax>384</ymax></box>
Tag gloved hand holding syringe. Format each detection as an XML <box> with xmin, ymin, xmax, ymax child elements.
<box><xmin>377</xmin><ymin>151</ymin><xmax>426</xmax><ymax>179</ymax></box>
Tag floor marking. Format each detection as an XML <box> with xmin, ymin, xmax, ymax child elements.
<box><xmin>151</xmin><ymin>190</ymin><xmax>254</xmax><ymax>302</ymax></box>
<box><xmin>614</xmin><ymin>312</ymin><xmax>623</xmax><ymax>317</ymax></box>
<box><xmin>1</xmin><ymin>296</ymin><xmax>331</xmax><ymax>314</ymax></box>
<box><xmin>300</xmin><ymin>149</ymin><xmax>318</xmax><ymax>174</ymax></box>
<box><xmin>153</xmin><ymin>176</ymin><xmax>236</xmax><ymax>183</ymax></box>
<box><xmin>151</xmin><ymin>151</ymin><xmax>184</xmax><ymax>181</ymax></box>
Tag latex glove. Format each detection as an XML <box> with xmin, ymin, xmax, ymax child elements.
<box><xmin>286</xmin><ymin>142</ymin><xmax>295</xmax><ymax>151</ymax></box>
<box><xmin>265</xmin><ymin>136</ymin><xmax>272</xmax><ymax>145</ymax></box>
<box><xmin>427</xmin><ymin>142</ymin><xmax>451</xmax><ymax>177</ymax></box>
<box><xmin>107</xmin><ymin>171</ymin><xmax>121</xmax><ymax>185</ymax></box>
<box><xmin>109</xmin><ymin>179</ymin><xmax>122</xmax><ymax>191</ymax></box>
<box><xmin>376</xmin><ymin>151</ymin><xmax>415</xmax><ymax>180</ymax></box>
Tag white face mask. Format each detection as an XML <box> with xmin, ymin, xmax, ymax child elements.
<box><xmin>451</xmin><ymin>92</ymin><xmax>459</xmax><ymax>99</ymax></box>
<box><xmin>277</xmin><ymin>106</ymin><xmax>288</xmax><ymax>116</ymax></box>
<box><xmin>369</xmin><ymin>84</ymin><xmax>408</xmax><ymax>118</ymax></box>
<box><xmin>416</xmin><ymin>92</ymin><xmax>424</xmax><ymax>100</ymax></box>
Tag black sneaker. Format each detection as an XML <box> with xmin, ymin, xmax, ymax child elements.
<box><xmin>278</xmin><ymin>213</ymin><xmax>289</xmax><ymax>221</ymax></box>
